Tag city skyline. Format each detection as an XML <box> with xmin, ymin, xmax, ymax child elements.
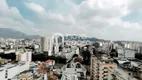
<box><xmin>0</xmin><ymin>0</ymin><xmax>142</xmax><ymax>41</ymax></box>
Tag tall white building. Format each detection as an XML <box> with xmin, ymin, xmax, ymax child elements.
<box><xmin>137</xmin><ymin>46</ymin><xmax>142</xmax><ymax>54</ymax></box>
<box><xmin>52</xmin><ymin>33</ymin><xmax>64</xmax><ymax>55</ymax></box>
<box><xmin>124</xmin><ymin>42</ymin><xmax>140</xmax><ymax>50</ymax></box>
<box><xmin>40</xmin><ymin>37</ymin><xmax>48</xmax><ymax>52</ymax></box>
<box><xmin>48</xmin><ymin>37</ymin><xmax>53</xmax><ymax>56</ymax></box>
<box><xmin>40</xmin><ymin>37</ymin><xmax>53</xmax><ymax>56</ymax></box>
<box><xmin>40</xmin><ymin>33</ymin><xmax>64</xmax><ymax>56</ymax></box>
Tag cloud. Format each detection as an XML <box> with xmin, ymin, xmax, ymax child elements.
<box><xmin>1</xmin><ymin>0</ymin><xmax>142</xmax><ymax>41</ymax></box>
<box><xmin>25</xmin><ymin>3</ymin><xmax>46</xmax><ymax>14</ymax></box>
<box><xmin>0</xmin><ymin>0</ymin><xmax>37</xmax><ymax>34</ymax></box>
<box><xmin>128</xmin><ymin>0</ymin><xmax>142</xmax><ymax>11</ymax></box>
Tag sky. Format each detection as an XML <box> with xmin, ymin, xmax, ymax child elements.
<box><xmin>0</xmin><ymin>0</ymin><xmax>142</xmax><ymax>41</ymax></box>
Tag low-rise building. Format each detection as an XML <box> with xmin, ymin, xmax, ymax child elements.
<box><xmin>0</xmin><ymin>62</ymin><xmax>30</xmax><ymax>80</ymax></box>
<box><xmin>61</xmin><ymin>62</ymin><xmax>87</xmax><ymax>80</ymax></box>
<box><xmin>12</xmin><ymin>72</ymin><xmax>33</xmax><ymax>80</ymax></box>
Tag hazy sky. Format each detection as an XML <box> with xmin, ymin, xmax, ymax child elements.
<box><xmin>0</xmin><ymin>0</ymin><xmax>142</xmax><ymax>41</ymax></box>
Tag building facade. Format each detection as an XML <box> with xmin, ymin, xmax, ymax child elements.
<box><xmin>20</xmin><ymin>51</ymin><xmax>32</xmax><ymax>62</ymax></box>
<box><xmin>90</xmin><ymin>55</ymin><xmax>117</xmax><ymax>80</ymax></box>
<box><xmin>40</xmin><ymin>37</ymin><xmax>46</xmax><ymax>52</ymax></box>
<box><xmin>0</xmin><ymin>62</ymin><xmax>30</xmax><ymax>80</ymax></box>
<box><xmin>51</xmin><ymin>33</ymin><xmax>64</xmax><ymax>55</ymax></box>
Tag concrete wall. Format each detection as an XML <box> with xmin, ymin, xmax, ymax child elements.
<box><xmin>0</xmin><ymin>70</ymin><xmax>6</xmax><ymax>80</ymax></box>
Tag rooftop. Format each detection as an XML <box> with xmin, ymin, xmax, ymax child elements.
<box><xmin>13</xmin><ymin>71</ymin><xmax>33</xmax><ymax>79</ymax></box>
<box><xmin>113</xmin><ymin>67</ymin><xmax>138</xmax><ymax>80</ymax></box>
<box><xmin>92</xmin><ymin>54</ymin><xmax>114</xmax><ymax>62</ymax></box>
<box><xmin>0</xmin><ymin>61</ymin><xmax>26</xmax><ymax>71</ymax></box>
<box><xmin>0</xmin><ymin>63</ymin><xmax>17</xmax><ymax>71</ymax></box>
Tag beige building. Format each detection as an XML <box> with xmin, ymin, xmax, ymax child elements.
<box><xmin>40</xmin><ymin>37</ymin><xmax>51</xmax><ymax>53</ymax></box>
<box><xmin>40</xmin><ymin>37</ymin><xmax>47</xmax><ymax>52</ymax></box>
<box><xmin>90</xmin><ymin>54</ymin><xmax>117</xmax><ymax>80</ymax></box>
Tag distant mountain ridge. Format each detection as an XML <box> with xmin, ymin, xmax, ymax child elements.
<box><xmin>0</xmin><ymin>28</ymin><xmax>108</xmax><ymax>41</ymax></box>
<box><xmin>64</xmin><ymin>35</ymin><xmax>108</xmax><ymax>41</ymax></box>
<box><xmin>0</xmin><ymin>28</ymin><xmax>40</xmax><ymax>39</ymax></box>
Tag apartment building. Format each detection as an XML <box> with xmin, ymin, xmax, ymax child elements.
<box><xmin>90</xmin><ymin>54</ymin><xmax>117</xmax><ymax>80</ymax></box>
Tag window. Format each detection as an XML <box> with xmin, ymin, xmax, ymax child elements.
<box><xmin>5</xmin><ymin>70</ymin><xmax>8</xmax><ymax>78</ymax></box>
<box><xmin>96</xmin><ymin>75</ymin><xmax>99</xmax><ymax>78</ymax></box>
<box><xmin>104</xmin><ymin>71</ymin><xmax>108</xmax><ymax>73</ymax></box>
<box><xmin>67</xmin><ymin>64</ymin><xmax>71</xmax><ymax>68</ymax></box>
<box><xmin>104</xmin><ymin>67</ymin><xmax>108</xmax><ymax>69</ymax></box>
<box><xmin>105</xmin><ymin>61</ymin><xmax>109</xmax><ymax>63</ymax></box>
<box><xmin>76</xmin><ymin>63</ymin><xmax>81</xmax><ymax>68</ymax></box>
<box><xmin>109</xmin><ymin>66</ymin><xmax>113</xmax><ymax>69</ymax></box>
<box><xmin>5</xmin><ymin>76</ymin><xmax>7</xmax><ymax>78</ymax></box>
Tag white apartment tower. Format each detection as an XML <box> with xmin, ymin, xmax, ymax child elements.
<box><xmin>40</xmin><ymin>33</ymin><xmax>64</xmax><ymax>56</ymax></box>
<box><xmin>52</xmin><ymin>33</ymin><xmax>64</xmax><ymax>55</ymax></box>
<box><xmin>40</xmin><ymin>37</ymin><xmax>53</xmax><ymax>56</ymax></box>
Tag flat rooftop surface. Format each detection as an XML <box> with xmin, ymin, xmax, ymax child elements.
<box><xmin>115</xmin><ymin>67</ymin><xmax>139</xmax><ymax>80</ymax></box>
